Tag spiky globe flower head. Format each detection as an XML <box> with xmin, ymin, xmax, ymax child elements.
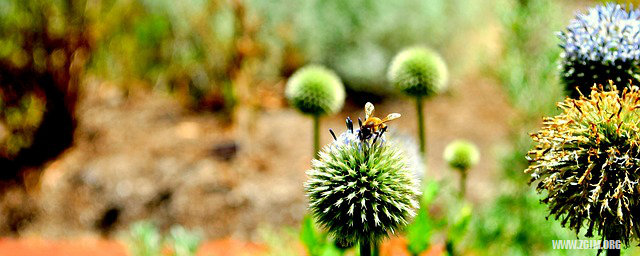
<box><xmin>558</xmin><ymin>4</ymin><xmax>640</xmax><ymax>97</ymax></box>
<box><xmin>526</xmin><ymin>83</ymin><xmax>640</xmax><ymax>246</ymax></box>
<box><xmin>388</xmin><ymin>47</ymin><xmax>448</xmax><ymax>98</ymax></box>
<box><xmin>305</xmin><ymin>113</ymin><xmax>420</xmax><ymax>245</ymax></box>
<box><xmin>443</xmin><ymin>140</ymin><xmax>480</xmax><ymax>172</ymax></box>
<box><xmin>285</xmin><ymin>65</ymin><xmax>345</xmax><ymax>116</ymax></box>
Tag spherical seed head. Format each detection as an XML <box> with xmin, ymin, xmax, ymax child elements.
<box><xmin>443</xmin><ymin>140</ymin><xmax>480</xmax><ymax>172</ymax></box>
<box><xmin>305</xmin><ymin>130</ymin><xmax>420</xmax><ymax>245</ymax></box>
<box><xmin>388</xmin><ymin>47</ymin><xmax>448</xmax><ymax>98</ymax></box>
<box><xmin>558</xmin><ymin>4</ymin><xmax>640</xmax><ymax>97</ymax></box>
<box><xmin>285</xmin><ymin>65</ymin><xmax>346</xmax><ymax>116</ymax></box>
<box><xmin>526</xmin><ymin>84</ymin><xmax>640</xmax><ymax>245</ymax></box>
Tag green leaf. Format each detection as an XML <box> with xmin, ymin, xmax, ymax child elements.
<box><xmin>421</xmin><ymin>180</ymin><xmax>439</xmax><ymax>206</ymax></box>
<box><xmin>319</xmin><ymin>242</ymin><xmax>342</xmax><ymax>256</ymax></box>
<box><xmin>406</xmin><ymin>181</ymin><xmax>440</xmax><ymax>255</ymax></box>
<box><xmin>300</xmin><ymin>215</ymin><xmax>320</xmax><ymax>255</ymax></box>
<box><xmin>449</xmin><ymin>203</ymin><xmax>472</xmax><ymax>244</ymax></box>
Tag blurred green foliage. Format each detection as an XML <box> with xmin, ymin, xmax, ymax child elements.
<box><xmin>299</xmin><ymin>215</ymin><xmax>343</xmax><ymax>256</ymax></box>
<box><xmin>128</xmin><ymin>221</ymin><xmax>202</xmax><ymax>256</ymax></box>
<box><xmin>0</xmin><ymin>92</ymin><xmax>45</xmax><ymax>158</ymax></box>
<box><xmin>86</xmin><ymin>0</ymin><xmax>487</xmax><ymax>105</ymax></box>
<box><xmin>468</xmin><ymin>1</ymin><xmax>625</xmax><ymax>255</ymax></box>
<box><xmin>467</xmin><ymin>0</ymin><xmax>576</xmax><ymax>255</ymax></box>
<box><xmin>0</xmin><ymin>0</ymin><xmax>91</xmax><ymax>163</ymax></box>
<box><xmin>0</xmin><ymin>90</ymin><xmax>45</xmax><ymax>158</ymax></box>
<box><xmin>89</xmin><ymin>0</ymin><xmax>240</xmax><ymax>110</ymax></box>
<box><xmin>128</xmin><ymin>221</ymin><xmax>163</xmax><ymax>256</ymax></box>
<box><xmin>405</xmin><ymin>181</ymin><xmax>441</xmax><ymax>255</ymax></box>
<box><xmin>0</xmin><ymin>0</ymin><xmax>90</xmax><ymax>70</ymax></box>
<box><xmin>168</xmin><ymin>226</ymin><xmax>203</xmax><ymax>256</ymax></box>
<box><xmin>250</xmin><ymin>0</ymin><xmax>484</xmax><ymax>95</ymax></box>
<box><xmin>495</xmin><ymin>0</ymin><xmax>565</xmax><ymax>119</ymax></box>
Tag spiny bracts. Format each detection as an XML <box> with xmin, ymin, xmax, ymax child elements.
<box><xmin>558</xmin><ymin>4</ymin><xmax>640</xmax><ymax>97</ymax></box>
<box><xmin>305</xmin><ymin>116</ymin><xmax>420</xmax><ymax>245</ymax></box>
<box><xmin>526</xmin><ymin>83</ymin><xmax>640</xmax><ymax>246</ymax></box>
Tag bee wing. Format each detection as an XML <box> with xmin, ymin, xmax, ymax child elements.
<box><xmin>365</xmin><ymin>102</ymin><xmax>375</xmax><ymax>119</ymax></box>
<box><xmin>381</xmin><ymin>113</ymin><xmax>401</xmax><ymax>123</ymax></box>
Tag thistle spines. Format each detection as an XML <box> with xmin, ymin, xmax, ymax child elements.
<box><xmin>558</xmin><ymin>4</ymin><xmax>640</xmax><ymax>97</ymax></box>
<box><xmin>526</xmin><ymin>84</ymin><xmax>640</xmax><ymax>246</ymax></box>
<box><xmin>305</xmin><ymin>117</ymin><xmax>420</xmax><ymax>246</ymax></box>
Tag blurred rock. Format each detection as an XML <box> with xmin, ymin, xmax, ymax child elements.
<box><xmin>210</xmin><ymin>141</ymin><xmax>238</xmax><ymax>161</ymax></box>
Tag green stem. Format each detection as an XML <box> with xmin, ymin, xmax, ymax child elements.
<box><xmin>372</xmin><ymin>240</ymin><xmax>379</xmax><ymax>256</ymax></box>
<box><xmin>446</xmin><ymin>239</ymin><xmax>455</xmax><ymax>256</ymax></box>
<box><xmin>459</xmin><ymin>170</ymin><xmax>467</xmax><ymax>198</ymax></box>
<box><xmin>416</xmin><ymin>96</ymin><xmax>426</xmax><ymax>155</ymax></box>
<box><xmin>359</xmin><ymin>238</ymin><xmax>371</xmax><ymax>256</ymax></box>
<box><xmin>313</xmin><ymin>115</ymin><xmax>320</xmax><ymax>158</ymax></box>
<box><xmin>606</xmin><ymin>232</ymin><xmax>621</xmax><ymax>256</ymax></box>
<box><xmin>607</xmin><ymin>248</ymin><xmax>621</xmax><ymax>256</ymax></box>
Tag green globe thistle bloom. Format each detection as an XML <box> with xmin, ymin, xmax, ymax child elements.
<box><xmin>305</xmin><ymin>118</ymin><xmax>420</xmax><ymax>245</ymax></box>
<box><xmin>526</xmin><ymin>84</ymin><xmax>640</xmax><ymax>246</ymax></box>
<box><xmin>443</xmin><ymin>140</ymin><xmax>480</xmax><ymax>172</ymax></box>
<box><xmin>286</xmin><ymin>65</ymin><xmax>346</xmax><ymax>116</ymax></box>
<box><xmin>388</xmin><ymin>47</ymin><xmax>448</xmax><ymax>97</ymax></box>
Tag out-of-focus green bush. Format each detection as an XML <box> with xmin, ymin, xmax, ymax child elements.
<box><xmin>467</xmin><ymin>0</ymin><xmax>578</xmax><ymax>255</ymax></box>
<box><xmin>0</xmin><ymin>92</ymin><xmax>45</xmax><ymax>159</ymax></box>
<box><xmin>495</xmin><ymin>0</ymin><xmax>565</xmax><ymax>118</ymax></box>
<box><xmin>0</xmin><ymin>0</ymin><xmax>92</xmax><ymax>168</ymax></box>
<box><xmin>249</xmin><ymin>0</ymin><xmax>486</xmax><ymax>95</ymax></box>
<box><xmin>89</xmin><ymin>0</ymin><xmax>243</xmax><ymax>110</ymax></box>
<box><xmin>127</xmin><ymin>221</ymin><xmax>202</xmax><ymax>256</ymax></box>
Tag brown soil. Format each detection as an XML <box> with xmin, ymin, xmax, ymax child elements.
<box><xmin>3</xmin><ymin>70</ymin><xmax>514</xmax><ymax>242</ymax></box>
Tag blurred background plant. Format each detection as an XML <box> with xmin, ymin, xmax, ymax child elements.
<box><xmin>0</xmin><ymin>0</ymin><xmax>94</xmax><ymax>182</ymax></box>
<box><xmin>388</xmin><ymin>46</ymin><xmax>448</xmax><ymax>155</ymax></box>
<box><xmin>128</xmin><ymin>221</ymin><xmax>163</xmax><ymax>256</ymax></box>
<box><xmin>249</xmin><ymin>0</ymin><xmax>484</xmax><ymax>99</ymax></box>
<box><xmin>443</xmin><ymin>140</ymin><xmax>479</xmax><ymax>197</ymax></box>
<box><xmin>127</xmin><ymin>221</ymin><xmax>202</xmax><ymax>256</ymax></box>
<box><xmin>468</xmin><ymin>0</ymin><xmax>583</xmax><ymax>255</ymax></box>
<box><xmin>285</xmin><ymin>65</ymin><xmax>345</xmax><ymax>156</ymax></box>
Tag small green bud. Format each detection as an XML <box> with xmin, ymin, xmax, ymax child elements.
<box><xmin>388</xmin><ymin>47</ymin><xmax>448</xmax><ymax>97</ymax></box>
<box><xmin>285</xmin><ymin>65</ymin><xmax>345</xmax><ymax>116</ymax></box>
<box><xmin>443</xmin><ymin>140</ymin><xmax>480</xmax><ymax>172</ymax></box>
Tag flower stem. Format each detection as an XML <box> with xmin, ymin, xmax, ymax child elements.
<box><xmin>373</xmin><ymin>240</ymin><xmax>379</xmax><ymax>256</ymax></box>
<box><xmin>607</xmin><ymin>248</ymin><xmax>620</xmax><ymax>256</ymax></box>
<box><xmin>313</xmin><ymin>115</ymin><xmax>320</xmax><ymax>158</ymax></box>
<box><xmin>459</xmin><ymin>171</ymin><xmax>467</xmax><ymax>198</ymax></box>
<box><xmin>606</xmin><ymin>232</ymin><xmax>621</xmax><ymax>256</ymax></box>
<box><xmin>416</xmin><ymin>96</ymin><xmax>426</xmax><ymax>155</ymax></box>
<box><xmin>360</xmin><ymin>238</ymin><xmax>371</xmax><ymax>256</ymax></box>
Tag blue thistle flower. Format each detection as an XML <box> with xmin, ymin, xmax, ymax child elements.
<box><xmin>559</xmin><ymin>4</ymin><xmax>640</xmax><ymax>97</ymax></box>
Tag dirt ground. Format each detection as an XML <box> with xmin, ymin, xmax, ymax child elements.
<box><xmin>0</xmin><ymin>66</ymin><xmax>516</xmax><ymax>241</ymax></box>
